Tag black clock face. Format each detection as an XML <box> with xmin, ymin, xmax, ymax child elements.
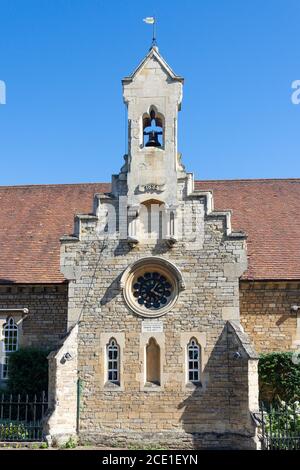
<box><xmin>133</xmin><ymin>272</ymin><xmax>172</xmax><ymax>309</ymax></box>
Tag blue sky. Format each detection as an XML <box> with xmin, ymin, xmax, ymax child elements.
<box><xmin>0</xmin><ymin>0</ymin><xmax>299</xmax><ymax>185</ymax></box>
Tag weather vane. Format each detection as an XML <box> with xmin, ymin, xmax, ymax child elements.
<box><xmin>143</xmin><ymin>17</ymin><xmax>157</xmax><ymax>48</ymax></box>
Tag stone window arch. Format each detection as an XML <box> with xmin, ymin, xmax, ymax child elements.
<box><xmin>107</xmin><ymin>337</ymin><xmax>120</xmax><ymax>384</ymax></box>
<box><xmin>146</xmin><ymin>337</ymin><xmax>160</xmax><ymax>385</ymax></box>
<box><xmin>1</xmin><ymin>317</ymin><xmax>19</xmax><ymax>380</ymax></box>
<box><xmin>142</xmin><ymin>106</ymin><xmax>164</xmax><ymax>148</ymax></box>
<box><xmin>187</xmin><ymin>337</ymin><xmax>201</xmax><ymax>383</ymax></box>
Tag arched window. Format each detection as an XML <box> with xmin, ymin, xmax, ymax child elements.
<box><xmin>1</xmin><ymin>317</ymin><xmax>18</xmax><ymax>380</ymax></box>
<box><xmin>187</xmin><ymin>338</ymin><xmax>201</xmax><ymax>383</ymax></box>
<box><xmin>3</xmin><ymin>317</ymin><xmax>18</xmax><ymax>353</ymax></box>
<box><xmin>146</xmin><ymin>337</ymin><xmax>160</xmax><ymax>385</ymax></box>
<box><xmin>107</xmin><ymin>338</ymin><xmax>120</xmax><ymax>384</ymax></box>
<box><xmin>143</xmin><ymin>107</ymin><xmax>164</xmax><ymax>148</ymax></box>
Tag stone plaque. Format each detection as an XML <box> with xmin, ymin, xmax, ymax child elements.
<box><xmin>138</xmin><ymin>183</ymin><xmax>165</xmax><ymax>193</ymax></box>
<box><xmin>142</xmin><ymin>320</ymin><xmax>163</xmax><ymax>333</ymax></box>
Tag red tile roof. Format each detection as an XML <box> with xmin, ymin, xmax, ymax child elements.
<box><xmin>0</xmin><ymin>179</ymin><xmax>299</xmax><ymax>283</ymax></box>
<box><xmin>195</xmin><ymin>179</ymin><xmax>300</xmax><ymax>281</ymax></box>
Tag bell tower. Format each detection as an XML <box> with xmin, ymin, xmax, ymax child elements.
<box><xmin>121</xmin><ymin>46</ymin><xmax>184</xmax><ymax>208</ymax></box>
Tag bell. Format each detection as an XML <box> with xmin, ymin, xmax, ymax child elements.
<box><xmin>145</xmin><ymin>130</ymin><xmax>162</xmax><ymax>147</ymax></box>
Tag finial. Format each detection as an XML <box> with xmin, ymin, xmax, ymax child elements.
<box><xmin>142</xmin><ymin>17</ymin><xmax>157</xmax><ymax>50</ymax></box>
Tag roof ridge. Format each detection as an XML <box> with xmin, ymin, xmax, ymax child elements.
<box><xmin>0</xmin><ymin>182</ymin><xmax>109</xmax><ymax>190</ymax></box>
<box><xmin>0</xmin><ymin>178</ymin><xmax>300</xmax><ymax>190</ymax></box>
<box><xmin>195</xmin><ymin>178</ymin><xmax>300</xmax><ymax>183</ymax></box>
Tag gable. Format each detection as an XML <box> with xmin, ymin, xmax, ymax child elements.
<box><xmin>0</xmin><ymin>179</ymin><xmax>299</xmax><ymax>283</ymax></box>
<box><xmin>122</xmin><ymin>47</ymin><xmax>184</xmax><ymax>84</ymax></box>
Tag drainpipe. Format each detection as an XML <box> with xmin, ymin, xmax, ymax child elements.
<box><xmin>76</xmin><ymin>378</ymin><xmax>83</xmax><ymax>433</ymax></box>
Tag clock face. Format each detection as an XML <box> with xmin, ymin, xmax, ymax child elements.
<box><xmin>132</xmin><ymin>271</ymin><xmax>172</xmax><ymax>310</ymax></box>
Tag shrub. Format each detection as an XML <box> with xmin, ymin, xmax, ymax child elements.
<box><xmin>258</xmin><ymin>352</ymin><xmax>300</xmax><ymax>404</ymax></box>
<box><xmin>40</xmin><ymin>442</ymin><xmax>48</xmax><ymax>449</ymax></box>
<box><xmin>0</xmin><ymin>421</ymin><xmax>29</xmax><ymax>440</ymax></box>
<box><xmin>262</xmin><ymin>400</ymin><xmax>300</xmax><ymax>449</ymax></box>
<box><xmin>264</xmin><ymin>400</ymin><xmax>300</xmax><ymax>431</ymax></box>
<box><xmin>7</xmin><ymin>348</ymin><xmax>50</xmax><ymax>396</ymax></box>
<box><xmin>61</xmin><ymin>436</ymin><xmax>77</xmax><ymax>449</ymax></box>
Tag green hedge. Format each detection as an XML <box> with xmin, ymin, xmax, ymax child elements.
<box><xmin>258</xmin><ymin>352</ymin><xmax>300</xmax><ymax>404</ymax></box>
<box><xmin>7</xmin><ymin>348</ymin><xmax>50</xmax><ymax>396</ymax></box>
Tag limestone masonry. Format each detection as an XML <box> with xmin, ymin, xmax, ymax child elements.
<box><xmin>0</xmin><ymin>46</ymin><xmax>299</xmax><ymax>450</ymax></box>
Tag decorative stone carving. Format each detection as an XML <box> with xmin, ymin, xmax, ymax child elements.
<box><xmin>138</xmin><ymin>183</ymin><xmax>165</xmax><ymax>193</ymax></box>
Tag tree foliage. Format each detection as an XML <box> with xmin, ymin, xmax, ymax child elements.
<box><xmin>258</xmin><ymin>352</ymin><xmax>300</xmax><ymax>404</ymax></box>
<box><xmin>7</xmin><ymin>348</ymin><xmax>49</xmax><ymax>395</ymax></box>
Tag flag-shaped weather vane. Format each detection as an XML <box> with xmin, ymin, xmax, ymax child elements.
<box><xmin>143</xmin><ymin>17</ymin><xmax>157</xmax><ymax>48</ymax></box>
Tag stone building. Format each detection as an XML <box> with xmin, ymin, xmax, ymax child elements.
<box><xmin>0</xmin><ymin>47</ymin><xmax>299</xmax><ymax>449</ymax></box>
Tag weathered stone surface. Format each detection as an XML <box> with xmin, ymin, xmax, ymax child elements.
<box><xmin>0</xmin><ymin>47</ymin><xmax>266</xmax><ymax>451</ymax></box>
<box><xmin>44</xmin><ymin>324</ymin><xmax>78</xmax><ymax>445</ymax></box>
<box><xmin>240</xmin><ymin>281</ymin><xmax>300</xmax><ymax>352</ymax></box>
<box><xmin>0</xmin><ymin>284</ymin><xmax>67</xmax><ymax>349</ymax></box>
<box><xmin>56</xmin><ymin>178</ymin><xmax>259</xmax><ymax>448</ymax></box>
<box><xmin>49</xmin><ymin>47</ymin><xmax>260</xmax><ymax>450</ymax></box>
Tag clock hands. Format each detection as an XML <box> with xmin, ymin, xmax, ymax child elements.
<box><xmin>134</xmin><ymin>273</ymin><xmax>172</xmax><ymax>309</ymax></box>
<box><xmin>150</xmin><ymin>282</ymin><xmax>160</xmax><ymax>293</ymax></box>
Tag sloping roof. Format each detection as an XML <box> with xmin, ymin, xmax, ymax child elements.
<box><xmin>0</xmin><ymin>183</ymin><xmax>109</xmax><ymax>284</ymax></box>
<box><xmin>0</xmin><ymin>179</ymin><xmax>299</xmax><ymax>283</ymax></box>
<box><xmin>195</xmin><ymin>179</ymin><xmax>300</xmax><ymax>281</ymax></box>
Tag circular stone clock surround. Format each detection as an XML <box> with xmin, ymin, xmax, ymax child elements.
<box><xmin>120</xmin><ymin>257</ymin><xmax>185</xmax><ymax>318</ymax></box>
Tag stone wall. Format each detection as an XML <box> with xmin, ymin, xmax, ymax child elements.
<box><xmin>240</xmin><ymin>281</ymin><xmax>300</xmax><ymax>352</ymax></box>
<box><xmin>227</xmin><ymin>322</ymin><xmax>260</xmax><ymax>449</ymax></box>
<box><xmin>76</xmin><ymin>320</ymin><xmax>259</xmax><ymax>450</ymax></box>
<box><xmin>60</xmin><ymin>188</ymin><xmax>259</xmax><ymax>449</ymax></box>
<box><xmin>0</xmin><ymin>284</ymin><xmax>68</xmax><ymax>349</ymax></box>
<box><xmin>44</xmin><ymin>324</ymin><xmax>78</xmax><ymax>446</ymax></box>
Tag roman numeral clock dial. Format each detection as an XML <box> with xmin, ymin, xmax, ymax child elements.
<box><xmin>133</xmin><ymin>272</ymin><xmax>172</xmax><ymax>309</ymax></box>
<box><xmin>121</xmin><ymin>258</ymin><xmax>183</xmax><ymax>318</ymax></box>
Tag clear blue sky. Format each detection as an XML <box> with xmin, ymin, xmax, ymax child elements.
<box><xmin>0</xmin><ymin>0</ymin><xmax>299</xmax><ymax>186</ymax></box>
